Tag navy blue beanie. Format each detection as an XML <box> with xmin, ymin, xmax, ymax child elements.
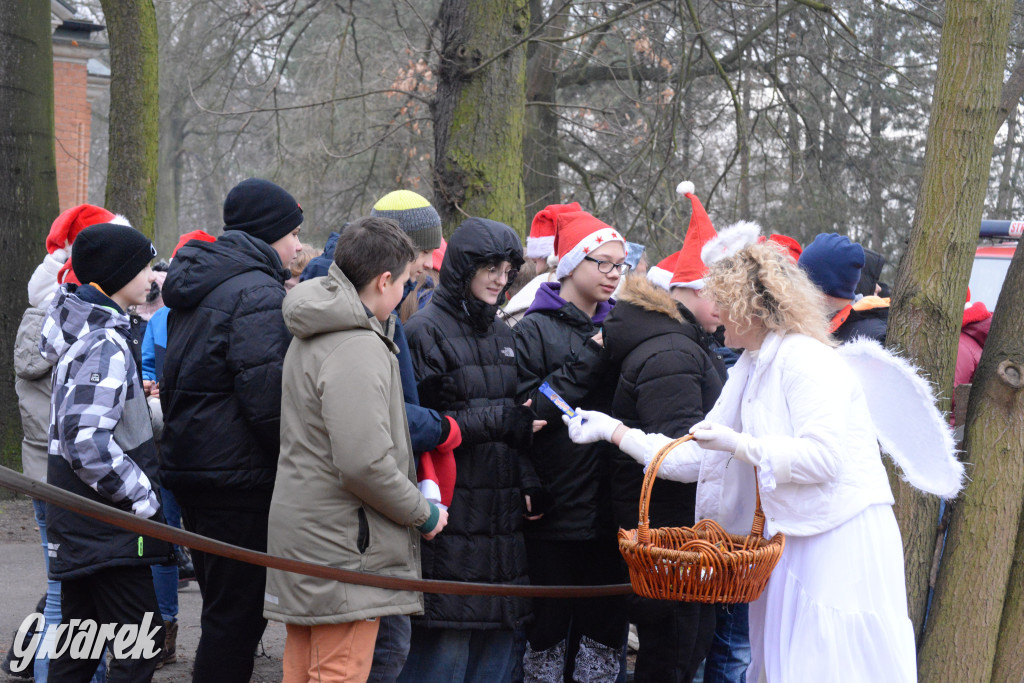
<box><xmin>798</xmin><ymin>233</ymin><xmax>865</xmax><ymax>299</ymax></box>
<box><xmin>223</xmin><ymin>178</ymin><xmax>303</xmax><ymax>244</ymax></box>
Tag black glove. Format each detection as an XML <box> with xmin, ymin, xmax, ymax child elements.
<box><xmin>504</xmin><ymin>404</ymin><xmax>538</xmax><ymax>450</ymax></box>
<box><xmin>522</xmin><ymin>487</ymin><xmax>554</xmax><ymax>517</ymax></box>
<box><xmin>418</xmin><ymin>373</ymin><xmax>458</xmax><ymax>410</ymax></box>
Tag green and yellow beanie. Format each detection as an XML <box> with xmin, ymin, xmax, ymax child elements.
<box><xmin>370</xmin><ymin>190</ymin><xmax>443</xmax><ymax>252</ymax></box>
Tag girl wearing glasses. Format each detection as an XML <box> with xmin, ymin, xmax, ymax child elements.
<box><xmin>513</xmin><ymin>211</ymin><xmax>630</xmax><ymax>681</ymax></box>
<box><xmin>401</xmin><ymin>217</ymin><xmax>544</xmax><ymax>682</ymax></box>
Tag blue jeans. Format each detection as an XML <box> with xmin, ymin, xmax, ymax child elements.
<box><xmin>150</xmin><ymin>485</ymin><xmax>181</xmax><ymax>622</ymax></box>
<box><xmin>693</xmin><ymin>603</ymin><xmax>750</xmax><ymax>683</ymax></box>
<box><xmin>397</xmin><ymin>626</ymin><xmax>516</xmax><ymax>683</ymax></box>
<box><xmin>33</xmin><ymin>499</ymin><xmax>106</xmax><ymax>683</ymax></box>
<box><xmin>368</xmin><ymin>614</ymin><xmax>411</xmax><ymax>683</ymax></box>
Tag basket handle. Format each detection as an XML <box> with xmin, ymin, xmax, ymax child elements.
<box><xmin>637</xmin><ymin>434</ymin><xmax>768</xmax><ymax>545</ymax></box>
<box><xmin>637</xmin><ymin>435</ymin><xmax>694</xmax><ymax>545</ymax></box>
<box><xmin>750</xmin><ymin>468</ymin><xmax>766</xmax><ymax>538</ymax></box>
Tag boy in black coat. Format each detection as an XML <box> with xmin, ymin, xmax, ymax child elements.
<box><xmin>160</xmin><ymin>178</ymin><xmax>303</xmax><ymax>683</ymax></box>
<box><xmin>39</xmin><ymin>224</ymin><xmax>169</xmax><ymax>681</ymax></box>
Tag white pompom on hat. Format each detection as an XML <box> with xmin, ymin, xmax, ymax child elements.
<box><xmin>676</xmin><ymin>180</ymin><xmax>695</xmax><ymax>197</ymax></box>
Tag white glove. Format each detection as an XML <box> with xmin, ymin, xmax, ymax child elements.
<box><xmin>689</xmin><ymin>420</ymin><xmax>734</xmax><ymax>450</ymax></box>
<box><xmin>689</xmin><ymin>421</ymin><xmax>756</xmax><ymax>464</ymax></box>
<box><xmin>562</xmin><ymin>409</ymin><xmax>622</xmax><ymax>444</ymax></box>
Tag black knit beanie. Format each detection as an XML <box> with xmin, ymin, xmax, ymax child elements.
<box><xmin>223</xmin><ymin>178</ymin><xmax>304</xmax><ymax>244</ymax></box>
<box><xmin>72</xmin><ymin>223</ymin><xmax>157</xmax><ymax>296</ymax></box>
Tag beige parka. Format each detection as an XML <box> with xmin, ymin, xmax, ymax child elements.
<box><xmin>264</xmin><ymin>263</ymin><xmax>433</xmax><ymax>625</ymax></box>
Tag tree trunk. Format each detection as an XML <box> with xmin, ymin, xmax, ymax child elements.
<box><xmin>522</xmin><ymin>0</ymin><xmax>566</xmax><ymax>216</ymax></box>
<box><xmin>433</xmin><ymin>0</ymin><xmax>529</xmax><ymax>236</ymax></box>
<box><xmin>101</xmin><ymin>0</ymin><xmax>159</xmax><ymax>238</ymax></box>
<box><xmin>738</xmin><ymin>77</ymin><xmax>750</xmax><ymax>218</ymax></box>
<box><xmin>154</xmin><ymin>111</ymin><xmax>185</xmax><ymax>258</ymax></box>
<box><xmin>867</xmin><ymin>10</ymin><xmax>886</xmax><ymax>252</ymax></box>
<box><xmin>153</xmin><ymin>0</ymin><xmax>184</xmax><ymax>259</ymax></box>
<box><xmin>0</xmin><ymin>0</ymin><xmax>59</xmax><ymax>472</ymax></box>
<box><xmin>993</xmin><ymin>497</ymin><xmax>1024</xmax><ymax>681</ymax></box>
<box><xmin>885</xmin><ymin>0</ymin><xmax>1014</xmax><ymax>644</ymax></box>
<box><xmin>921</xmin><ymin>237</ymin><xmax>1024</xmax><ymax>680</ymax></box>
<box><xmin>983</xmin><ymin>244</ymin><xmax>1024</xmax><ymax>681</ymax></box>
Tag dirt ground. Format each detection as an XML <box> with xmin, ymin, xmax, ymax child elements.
<box><xmin>0</xmin><ymin>497</ymin><xmax>39</xmax><ymax>545</ymax></box>
<box><xmin>0</xmin><ymin>494</ymin><xmax>286</xmax><ymax>683</ymax></box>
<box><xmin>0</xmin><ymin>494</ymin><xmax>640</xmax><ymax>682</ymax></box>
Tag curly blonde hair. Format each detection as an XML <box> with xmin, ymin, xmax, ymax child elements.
<box><xmin>703</xmin><ymin>241</ymin><xmax>835</xmax><ymax>346</ymax></box>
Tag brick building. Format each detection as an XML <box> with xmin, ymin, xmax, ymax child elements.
<box><xmin>51</xmin><ymin>0</ymin><xmax>110</xmax><ymax>212</ymax></box>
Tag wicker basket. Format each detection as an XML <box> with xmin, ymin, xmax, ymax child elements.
<box><xmin>618</xmin><ymin>435</ymin><xmax>786</xmax><ymax>603</ymax></box>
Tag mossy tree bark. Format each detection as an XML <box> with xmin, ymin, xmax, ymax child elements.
<box><xmin>0</xmin><ymin>0</ymin><xmax>59</xmax><ymax>472</ymax></box>
<box><xmin>884</xmin><ymin>0</ymin><xmax>1014</xmax><ymax>642</ymax></box>
<box><xmin>101</xmin><ymin>0</ymin><xmax>159</xmax><ymax>239</ymax></box>
<box><xmin>433</xmin><ymin>0</ymin><xmax>529</xmax><ymax>237</ymax></box>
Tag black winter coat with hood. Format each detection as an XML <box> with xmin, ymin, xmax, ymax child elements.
<box><xmin>513</xmin><ymin>282</ymin><xmax>620</xmax><ymax>541</ymax></box>
<box><xmin>159</xmin><ymin>231</ymin><xmax>292</xmax><ymax>510</ymax></box>
<box><xmin>404</xmin><ymin>217</ymin><xmax>533</xmax><ymax>630</ymax></box>
<box><xmin>601</xmin><ymin>277</ymin><xmax>726</xmax><ymax>531</ymax></box>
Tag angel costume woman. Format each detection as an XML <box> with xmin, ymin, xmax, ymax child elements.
<box><xmin>565</xmin><ymin>239</ymin><xmax>963</xmax><ymax>683</ymax></box>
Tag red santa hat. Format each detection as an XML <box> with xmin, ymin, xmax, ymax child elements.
<box><xmin>46</xmin><ymin>204</ymin><xmax>117</xmax><ymax>255</ymax></box>
<box><xmin>432</xmin><ymin>237</ymin><xmax>447</xmax><ymax>272</ymax></box>
<box><xmin>527</xmin><ymin>202</ymin><xmax>582</xmax><ymax>260</ymax></box>
<box><xmin>172</xmin><ymin>230</ymin><xmax>217</xmax><ymax>258</ymax></box>
<box><xmin>553</xmin><ymin>211</ymin><xmax>624</xmax><ymax>280</ymax></box>
<box><xmin>669</xmin><ymin>181</ymin><xmax>718</xmax><ymax>290</ymax></box>
<box><xmin>417</xmin><ymin>416</ymin><xmax>461</xmax><ymax>509</ymax></box>
<box><xmin>759</xmin><ymin>234</ymin><xmax>803</xmax><ymax>263</ymax></box>
<box><xmin>57</xmin><ymin>212</ymin><xmax>133</xmax><ymax>284</ymax></box>
<box><xmin>647</xmin><ymin>251</ymin><xmax>680</xmax><ymax>290</ymax></box>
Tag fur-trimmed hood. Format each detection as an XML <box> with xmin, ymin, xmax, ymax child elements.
<box><xmin>614</xmin><ymin>274</ymin><xmax>685</xmax><ymax>323</ymax></box>
<box><xmin>604</xmin><ymin>275</ymin><xmax>702</xmax><ymax>365</ymax></box>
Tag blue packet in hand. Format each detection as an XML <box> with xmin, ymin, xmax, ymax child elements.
<box><xmin>538</xmin><ymin>382</ymin><xmax>576</xmax><ymax>418</ymax></box>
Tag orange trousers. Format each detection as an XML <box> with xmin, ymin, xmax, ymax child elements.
<box><xmin>283</xmin><ymin>619</ymin><xmax>381</xmax><ymax>683</ymax></box>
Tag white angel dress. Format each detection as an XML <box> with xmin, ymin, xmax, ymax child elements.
<box><xmin>620</xmin><ymin>333</ymin><xmax>962</xmax><ymax>683</ymax></box>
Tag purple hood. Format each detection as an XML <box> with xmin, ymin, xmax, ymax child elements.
<box><xmin>524</xmin><ymin>281</ymin><xmax>614</xmax><ymax>324</ymax></box>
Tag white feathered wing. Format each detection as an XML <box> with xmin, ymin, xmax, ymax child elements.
<box><xmin>837</xmin><ymin>337</ymin><xmax>964</xmax><ymax>499</ymax></box>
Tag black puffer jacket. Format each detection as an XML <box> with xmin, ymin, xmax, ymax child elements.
<box><xmin>835</xmin><ymin>299</ymin><xmax>889</xmax><ymax>344</ymax></box>
<box><xmin>602</xmin><ymin>277</ymin><xmax>726</xmax><ymax>531</ymax></box>
<box><xmin>404</xmin><ymin>217</ymin><xmax>531</xmax><ymax>630</ymax></box>
<box><xmin>513</xmin><ymin>282</ymin><xmax>619</xmax><ymax>541</ymax></box>
<box><xmin>159</xmin><ymin>231</ymin><xmax>292</xmax><ymax>509</ymax></box>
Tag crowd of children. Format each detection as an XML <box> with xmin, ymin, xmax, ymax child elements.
<box><xmin>12</xmin><ymin>177</ymin><xmax>967</xmax><ymax>683</ymax></box>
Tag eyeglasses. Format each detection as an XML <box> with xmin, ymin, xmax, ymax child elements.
<box><xmin>583</xmin><ymin>255</ymin><xmax>631</xmax><ymax>275</ymax></box>
<box><xmin>482</xmin><ymin>264</ymin><xmax>519</xmax><ymax>282</ymax></box>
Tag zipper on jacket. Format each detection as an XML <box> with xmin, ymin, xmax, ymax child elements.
<box><xmin>138</xmin><ymin>536</ymin><xmax>144</xmax><ymax>556</ymax></box>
